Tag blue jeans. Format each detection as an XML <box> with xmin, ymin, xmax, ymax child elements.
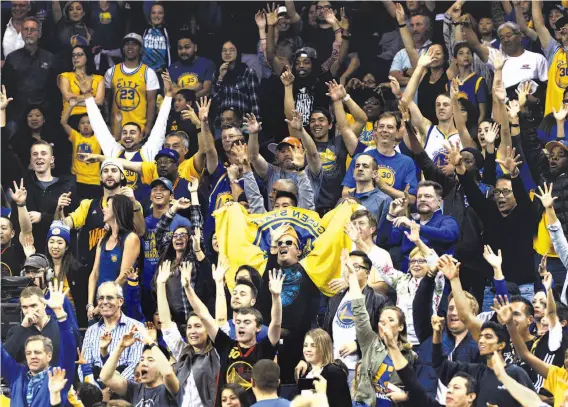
<box><xmin>482</xmin><ymin>283</ymin><xmax>535</xmax><ymax>312</ymax></box>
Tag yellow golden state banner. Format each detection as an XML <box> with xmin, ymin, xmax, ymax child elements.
<box><xmin>214</xmin><ymin>202</ymin><xmax>358</xmax><ymax>296</ymax></box>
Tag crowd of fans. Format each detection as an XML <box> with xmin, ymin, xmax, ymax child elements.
<box><xmin>2</xmin><ymin>0</ymin><xmax>568</xmax><ymax>406</ymax></box>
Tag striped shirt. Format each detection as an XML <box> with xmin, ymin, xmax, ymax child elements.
<box><xmin>79</xmin><ymin>313</ymin><xmax>144</xmax><ymax>381</ymax></box>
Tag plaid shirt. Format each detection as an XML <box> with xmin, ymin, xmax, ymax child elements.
<box><xmin>155</xmin><ymin>205</ymin><xmax>204</xmax><ymax>320</ymax></box>
<box><xmin>211</xmin><ymin>65</ymin><xmax>260</xmax><ymax>129</ymax></box>
<box><xmin>79</xmin><ymin>313</ymin><xmax>145</xmax><ymax>382</ymax></box>
<box><xmin>26</xmin><ymin>369</ymin><xmax>48</xmax><ymax>406</ymax></box>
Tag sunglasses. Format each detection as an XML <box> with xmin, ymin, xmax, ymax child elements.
<box><xmin>277</xmin><ymin>240</ymin><xmax>295</xmax><ymax>247</ymax></box>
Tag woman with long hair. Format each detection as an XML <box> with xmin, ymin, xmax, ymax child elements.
<box><xmin>87</xmin><ymin>194</ymin><xmax>140</xmax><ymax>320</ymax></box>
<box><xmin>141</xmin><ymin>3</ymin><xmax>171</xmax><ymax>75</ymax></box>
<box><xmin>345</xmin><ymin>251</ymin><xmax>418</xmax><ymax>407</ymax></box>
<box><xmin>156</xmin><ymin>259</ymin><xmax>220</xmax><ymax>407</ymax></box>
<box><xmin>51</xmin><ymin>1</ymin><xmax>92</xmax><ymax>54</ymax></box>
<box><xmin>211</xmin><ymin>39</ymin><xmax>260</xmax><ymax>130</ymax></box>
<box><xmin>58</xmin><ymin>44</ymin><xmax>104</xmax><ymax>126</ymax></box>
<box><xmin>297</xmin><ymin>328</ymin><xmax>352</xmax><ymax>407</ymax></box>
<box><xmin>220</xmin><ymin>383</ymin><xmax>251</xmax><ymax>407</ymax></box>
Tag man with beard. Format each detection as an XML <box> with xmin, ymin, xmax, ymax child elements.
<box><xmin>10</xmin><ymin>141</ymin><xmax>77</xmax><ymax>255</ymax></box>
<box><xmin>82</xmin><ymin>68</ymin><xmax>174</xmax><ymax>207</ymax></box>
<box><xmin>55</xmin><ymin>160</ymin><xmax>145</xmax><ymax>272</ymax></box>
<box><xmin>380</xmin><ymin>180</ymin><xmax>459</xmax><ymax>271</ymax></box>
<box><xmin>168</xmin><ymin>31</ymin><xmax>215</xmax><ymax>98</ymax></box>
<box><xmin>447</xmin><ymin>141</ymin><xmax>539</xmax><ymax>302</ymax></box>
<box><xmin>105</xmin><ymin>33</ymin><xmax>160</xmax><ymax>135</ymax></box>
<box><xmin>100</xmin><ymin>324</ymin><xmax>179</xmax><ymax>407</ymax></box>
<box><xmin>248</xmin><ymin>109</ymin><xmax>322</xmax><ymax>209</ymax></box>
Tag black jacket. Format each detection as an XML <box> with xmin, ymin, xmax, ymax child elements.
<box><xmin>299</xmin><ymin>363</ymin><xmax>352</xmax><ymax>407</ymax></box>
<box><xmin>64</xmin><ymin>258</ymin><xmax>89</xmax><ymax>328</ymax></box>
<box><xmin>11</xmin><ymin>172</ymin><xmax>77</xmax><ymax>255</ymax></box>
<box><xmin>323</xmin><ymin>285</ymin><xmax>391</xmax><ymax>337</ymax></box>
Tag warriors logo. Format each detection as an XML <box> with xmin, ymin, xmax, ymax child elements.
<box><xmin>377</xmin><ymin>166</ymin><xmax>395</xmax><ymax>187</ymax></box>
<box><xmin>177</xmin><ymin>73</ymin><xmax>200</xmax><ymax>90</ymax></box>
<box><xmin>226</xmin><ymin>360</ymin><xmax>253</xmax><ymax>390</ymax></box>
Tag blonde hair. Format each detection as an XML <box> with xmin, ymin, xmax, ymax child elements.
<box><xmin>304</xmin><ymin>328</ymin><xmax>334</xmax><ymax>367</ymax></box>
<box><xmin>448</xmin><ymin>291</ymin><xmax>479</xmax><ymax>315</ymax></box>
<box><xmin>409</xmin><ymin>247</ymin><xmax>424</xmax><ymax>258</ymax></box>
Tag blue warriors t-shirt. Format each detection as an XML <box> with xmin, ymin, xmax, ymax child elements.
<box><xmin>168</xmin><ymin>56</ymin><xmax>216</xmax><ymax>91</ymax></box>
<box><xmin>118</xmin><ymin>149</ymin><xmax>151</xmax><ymax>206</ymax></box>
<box><xmin>445</xmin><ymin>73</ymin><xmax>488</xmax><ymax>105</ymax></box>
<box><xmin>342</xmin><ymin>142</ymin><xmax>418</xmax><ymax>196</ymax></box>
<box><xmin>142</xmin><ymin>27</ymin><xmax>168</xmax><ymax>72</ymax></box>
<box><xmin>205</xmin><ymin>164</ymin><xmax>244</xmax><ymax>239</ymax></box>
<box><xmin>142</xmin><ymin>213</ymin><xmax>190</xmax><ymax>290</ymax></box>
<box><xmin>375</xmin><ymin>355</ymin><xmax>396</xmax><ymax>407</ymax></box>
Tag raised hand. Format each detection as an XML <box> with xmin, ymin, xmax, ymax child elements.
<box><xmin>388</xmin><ymin>197</ymin><xmax>406</xmax><ymax>218</ymax></box>
<box><xmin>338</xmin><ymin>7</ymin><xmax>349</xmax><ymax>30</ymax></box>
<box><xmin>431</xmin><ymin>315</ymin><xmax>445</xmax><ymax>333</ymax></box>
<box><xmin>449</xmin><ymin>78</ymin><xmax>460</xmax><ymax>100</ymax></box>
<box><xmin>322</xmin><ymin>7</ymin><xmax>338</xmax><ymax>26</ymax></box>
<box><xmin>394</xmin><ymin>2</ymin><xmax>406</xmax><ymax>24</ymax></box>
<box><xmin>506</xmin><ymin>99</ymin><xmax>520</xmax><ymax>120</ymax></box>
<box><xmin>285</xmin><ymin>110</ymin><xmax>304</xmax><ymax>132</ymax></box>
<box><xmin>398</xmin><ymin>100</ymin><xmax>410</xmax><ymax>122</ymax></box>
<box><xmin>417</xmin><ymin>46</ymin><xmax>436</xmax><ymax>68</ymax></box>
<box><xmin>493</xmin><ymin>79</ymin><xmax>506</xmax><ymax>104</ymax></box>
<box><xmin>43</xmin><ymin>279</ymin><xmax>69</xmax><ymax>311</ymax></box>
<box><xmin>495</xmin><ymin>146</ymin><xmax>522</xmax><ymax>175</ymax></box>
<box><xmin>119</xmin><ymin>325</ymin><xmax>139</xmax><ymax>349</ymax></box>
<box><xmin>99</xmin><ymin>330</ymin><xmax>112</xmax><ymax>351</ymax></box>
<box><xmin>488</xmin><ymin>49</ymin><xmax>506</xmax><ymax>71</ymax></box>
<box><xmin>483</xmin><ymin>245</ymin><xmax>502</xmax><ymax>269</ymax></box>
<box><xmin>341</xmin><ymin>248</ymin><xmax>356</xmax><ymax>277</ymax></box>
<box><xmin>344</xmin><ymin>221</ymin><xmax>361</xmax><ymax>243</ymax></box>
<box><xmin>171</xmin><ymin>197</ymin><xmax>191</xmax><ymax>214</ymax></box>
<box><xmin>255</xmin><ymin>10</ymin><xmax>267</xmax><ymax>29</ymax></box>
<box><xmin>437</xmin><ymin>255</ymin><xmax>460</xmax><ymax>281</ymax></box>
<box><xmin>491</xmin><ymin>351</ymin><xmax>507</xmax><ymax>381</ymax></box>
<box><xmin>57</xmin><ymin>192</ymin><xmax>72</xmax><ymax>209</ymax></box>
<box><xmin>280</xmin><ymin>66</ymin><xmax>295</xmax><ymax>86</ymax></box>
<box><xmin>542</xmin><ymin>271</ymin><xmax>553</xmax><ymax>292</ymax></box>
<box><xmin>553</xmin><ymin>104</ymin><xmax>568</xmax><ymax>122</ymax></box>
<box><xmin>491</xmin><ymin>295</ymin><xmax>512</xmax><ymax>325</ymax></box>
<box><xmin>144</xmin><ymin>322</ymin><xmax>158</xmax><ymax>342</ymax></box>
<box><xmin>291</xmin><ymin>144</ymin><xmax>305</xmax><ymax>168</ymax></box>
<box><xmin>389</xmin><ymin>76</ymin><xmax>402</xmax><ymax>100</ymax></box>
<box><xmin>119</xmin><ymin>186</ymin><xmax>136</xmax><ymax>203</ymax></box>
<box><xmin>10</xmin><ymin>178</ymin><xmax>27</xmax><ymax>205</ymax></box>
<box><xmin>212</xmin><ymin>255</ymin><xmax>229</xmax><ymax>284</ymax></box>
<box><xmin>196</xmin><ymin>96</ymin><xmax>211</xmax><ymax>121</ymax></box>
<box><xmin>48</xmin><ymin>367</ymin><xmax>68</xmax><ymax>394</ymax></box>
<box><xmin>538</xmin><ymin>254</ymin><xmax>548</xmax><ymax>276</ymax></box>
<box><xmin>447</xmin><ymin>1</ymin><xmax>462</xmax><ymax>22</ymax></box>
<box><xmin>325</xmin><ymin>79</ymin><xmax>347</xmax><ymax>102</ymax></box>
<box><xmin>442</xmin><ymin>140</ymin><xmax>463</xmax><ymax>168</ymax></box>
<box><xmin>180</xmin><ymin>261</ymin><xmax>193</xmax><ymax>289</ymax></box>
<box><xmin>191</xmin><ymin>227</ymin><xmax>202</xmax><ymax>253</ymax></box>
<box><xmin>265</xmin><ymin>2</ymin><xmax>279</xmax><ymax>26</ymax></box>
<box><xmin>379</xmin><ymin>323</ymin><xmax>397</xmax><ymax>348</ymax></box>
<box><xmin>231</xmin><ymin>142</ymin><xmax>250</xmax><ymax>167</ymax></box>
<box><xmin>180</xmin><ymin>108</ymin><xmax>200</xmax><ymax>126</ymax></box>
<box><xmin>515</xmin><ymin>81</ymin><xmax>532</xmax><ymax>109</ymax></box>
<box><xmin>187</xmin><ymin>176</ymin><xmax>199</xmax><ymax>193</ymax></box>
<box><xmin>156</xmin><ymin>259</ymin><xmax>172</xmax><ymax>284</ymax></box>
<box><xmin>484</xmin><ymin>122</ymin><xmax>500</xmax><ymax>145</ymax></box>
<box><xmin>162</xmin><ymin>71</ymin><xmax>173</xmax><ymax>97</ymax></box>
<box><xmin>534</xmin><ymin>181</ymin><xmax>557</xmax><ymax>209</ymax></box>
<box><xmin>403</xmin><ymin>221</ymin><xmax>421</xmax><ymax>243</ymax></box>
<box><xmin>270</xmin><ymin>222</ymin><xmax>291</xmax><ymax>247</ymax></box>
<box><xmin>243</xmin><ymin>113</ymin><xmax>263</xmax><ymax>134</ymax></box>
<box><xmin>268</xmin><ymin>268</ymin><xmax>285</xmax><ymax>296</ymax></box>
<box><xmin>0</xmin><ymin>85</ymin><xmax>13</xmax><ymax>110</ymax></box>
<box><xmin>346</xmin><ymin>77</ymin><xmax>362</xmax><ymax>92</ymax></box>
<box><xmin>21</xmin><ymin>235</ymin><xmax>35</xmax><ymax>258</ymax></box>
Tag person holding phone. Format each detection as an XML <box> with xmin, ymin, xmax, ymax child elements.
<box><xmin>296</xmin><ymin>328</ymin><xmax>352</xmax><ymax>407</ymax></box>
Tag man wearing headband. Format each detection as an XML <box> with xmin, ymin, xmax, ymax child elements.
<box><xmin>54</xmin><ymin>159</ymin><xmax>145</xmax><ymax>271</ymax></box>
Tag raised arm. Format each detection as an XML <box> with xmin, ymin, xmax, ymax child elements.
<box><xmin>245</xmin><ymin>113</ymin><xmax>269</xmax><ymax>178</ymax></box>
<box><xmin>438</xmin><ymin>255</ymin><xmax>482</xmax><ymax>339</ymax></box>
<box><xmin>212</xmin><ymin>257</ymin><xmax>229</xmax><ymax>325</ymax></box>
<box><xmin>459</xmin><ymin>15</ymin><xmax>489</xmax><ymax>63</ymax></box>
<box><xmin>196</xmin><ymin>96</ymin><xmax>218</xmax><ymax>174</ymax></box>
<box><xmin>267</xmin><ymin>269</ymin><xmax>284</xmax><ymax>346</ymax></box>
<box><xmin>491</xmin><ymin>352</ymin><xmax>542</xmax><ymax>407</ymax></box>
<box><xmin>449</xmin><ymin>79</ymin><xmax>476</xmax><ymax>148</ymax></box>
<box><xmin>394</xmin><ymin>4</ymin><xmax>419</xmax><ymax>69</ymax></box>
<box><xmin>287</xmin><ymin>110</ymin><xmax>321</xmax><ymax>175</ymax></box>
<box><xmin>138</xmin><ymin>325</ymin><xmax>179</xmax><ymax>395</ymax></box>
<box><xmin>60</xmin><ymin>100</ymin><xmax>77</xmax><ymax>137</ymax></box>
<box><xmin>330</xmin><ymin>81</ymin><xmax>360</xmax><ymax>156</ymax></box>
<box><xmin>99</xmin><ymin>326</ymin><xmax>136</xmax><ymax>397</ymax></box>
<box><xmin>515</xmin><ymin>2</ymin><xmax>537</xmax><ymax>42</ymax></box>
<box><xmin>181</xmin><ymin>261</ymin><xmax>219</xmax><ymax>342</ymax></box>
<box><xmin>141</xmin><ymin>72</ymin><xmax>173</xmax><ymax>160</ymax></box>
<box><xmin>281</xmin><ymin>66</ymin><xmax>296</xmax><ymax>121</ymax></box>
<box><xmin>11</xmin><ymin>179</ymin><xmax>33</xmax><ymax>241</ymax></box>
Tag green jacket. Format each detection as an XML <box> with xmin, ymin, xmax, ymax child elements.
<box><xmin>352</xmin><ymin>297</ymin><xmax>418</xmax><ymax>407</ymax></box>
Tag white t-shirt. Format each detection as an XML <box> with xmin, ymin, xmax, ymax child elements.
<box><xmin>104</xmin><ymin>63</ymin><xmax>161</xmax><ymax>90</ymax></box>
<box><xmin>489</xmin><ymin>49</ymin><xmax>548</xmax><ymax>89</ymax></box>
<box><xmin>332</xmin><ymin>294</ymin><xmax>359</xmax><ymax>370</ymax></box>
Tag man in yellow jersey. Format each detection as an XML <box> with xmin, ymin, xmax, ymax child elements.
<box><xmin>104</xmin><ymin>33</ymin><xmax>160</xmax><ymax>136</ymax></box>
<box><xmin>531</xmin><ymin>3</ymin><xmax>568</xmax><ymax>115</ymax></box>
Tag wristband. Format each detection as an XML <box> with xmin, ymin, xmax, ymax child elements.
<box><xmin>133</xmin><ymin>207</ymin><xmax>141</xmax><ymax>212</ymax></box>
<box><xmin>342</xmin><ymin>94</ymin><xmax>351</xmax><ymax>102</ymax></box>
<box><xmin>56</xmin><ymin>313</ymin><xmax>68</xmax><ymax>321</ymax></box>
<box><xmin>16</xmin><ymin>202</ymin><xmax>26</xmax><ymax>207</ymax></box>
<box><xmin>398</xmin><ymin>23</ymin><xmax>406</xmax><ymax>28</ymax></box>
<box><xmin>342</xmin><ymin>35</ymin><xmax>350</xmax><ymax>40</ymax></box>
<box><xmin>195</xmin><ymin>249</ymin><xmax>202</xmax><ymax>253</ymax></box>
<box><xmin>148</xmin><ymin>342</ymin><xmax>158</xmax><ymax>349</ymax></box>
<box><xmin>334</xmin><ymin>28</ymin><xmax>342</xmax><ymax>34</ymax></box>
<box><xmin>510</xmin><ymin>123</ymin><xmax>519</xmax><ymax>127</ymax></box>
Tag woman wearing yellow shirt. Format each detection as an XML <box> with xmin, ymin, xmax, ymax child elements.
<box><xmin>57</xmin><ymin>45</ymin><xmax>104</xmax><ymax>128</ymax></box>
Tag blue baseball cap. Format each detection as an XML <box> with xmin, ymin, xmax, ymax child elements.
<box><xmin>150</xmin><ymin>177</ymin><xmax>174</xmax><ymax>193</ymax></box>
<box><xmin>545</xmin><ymin>139</ymin><xmax>568</xmax><ymax>153</ymax></box>
<box><xmin>155</xmin><ymin>148</ymin><xmax>180</xmax><ymax>163</ymax></box>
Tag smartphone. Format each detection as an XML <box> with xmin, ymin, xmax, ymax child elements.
<box><xmin>298</xmin><ymin>378</ymin><xmax>315</xmax><ymax>391</ymax></box>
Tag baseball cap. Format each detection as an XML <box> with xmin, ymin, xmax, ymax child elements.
<box><xmin>150</xmin><ymin>177</ymin><xmax>174</xmax><ymax>193</ymax></box>
<box><xmin>267</xmin><ymin>137</ymin><xmax>303</xmax><ymax>154</ymax></box>
<box><xmin>545</xmin><ymin>139</ymin><xmax>568</xmax><ymax>153</ymax></box>
<box><xmin>155</xmin><ymin>148</ymin><xmax>180</xmax><ymax>163</ymax></box>
<box><xmin>555</xmin><ymin>15</ymin><xmax>568</xmax><ymax>31</ymax></box>
<box><xmin>122</xmin><ymin>33</ymin><xmax>143</xmax><ymax>47</ymax></box>
<box><xmin>293</xmin><ymin>46</ymin><xmax>317</xmax><ymax>61</ymax></box>
<box><xmin>100</xmin><ymin>159</ymin><xmax>125</xmax><ymax>176</ymax></box>
<box><xmin>23</xmin><ymin>254</ymin><xmax>50</xmax><ymax>271</ymax></box>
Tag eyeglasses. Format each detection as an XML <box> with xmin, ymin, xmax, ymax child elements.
<box><xmin>97</xmin><ymin>295</ymin><xmax>117</xmax><ymax>302</ymax></box>
<box><xmin>498</xmin><ymin>32</ymin><xmax>517</xmax><ymax>42</ymax></box>
<box><xmin>352</xmin><ymin>264</ymin><xmax>369</xmax><ymax>272</ymax></box>
<box><xmin>409</xmin><ymin>259</ymin><xmax>428</xmax><ymax>265</ymax></box>
<box><xmin>156</xmin><ymin>158</ymin><xmax>175</xmax><ymax>165</ymax></box>
<box><xmin>493</xmin><ymin>188</ymin><xmax>513</xmax><ymax>197</ymax></box>
<box><xmin>364</xmin><ymin>99</ymin><xmax>380</xmax><ymax>106</ymax></box>
<box><xmin>72</xmin><ymin>52</ymin><xmax>85</xmax><ymax>58</ymax></box>
<box><xmin>277</xmin><ymin>240</ymin><xmax>295</xmax><ymax>247</ymax></box>
<box><xmin>172</xmin><ymin>232</ymin><xmax>189</xmax><ymax>239</ymax></box>
<box><xmin>316</xmin><ymin>5</ymin><xmax>332</xmax><ymax>10</ymax></box>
